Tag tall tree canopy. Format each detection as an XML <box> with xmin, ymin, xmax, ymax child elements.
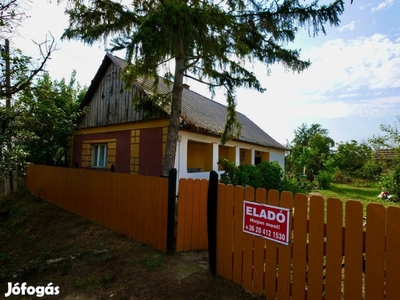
<box><xmin>0</xmin><ymin>0</ymin><xmax>25</xmax><ymax>39</ymax></box>
<box><xmin>1</xmin><ymin>71</ymin><xmax>86</xmax><ymax>172</ymax></box>
<box><xmin>19</xmin><ymin>71</ymin><xmax>86</xmax><ymax>166</ymax></box>
<box><xmin>286</xmin><ymin>123</ymin><xmax>334</xmax><ymax>178</ymax></box>
<box><xmin>333</xmin><ymin>140</ymin><xmax>375</xmax><ymax>181</ymax></box>
<box><xmin>1</xmin><ymin>1</ymin><xmax>55</xmax><ymax>99</ymax></box>
<box><xmin>60</xmin><ymin>0</ymin><xmax>345</xmax><ymax>176</ymax></box>
<box><xmin>369</xmin><ymin>116</ymin><xmax>400</xmax><ymax>150</ymax></box>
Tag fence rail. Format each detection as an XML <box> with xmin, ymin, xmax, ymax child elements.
<box><xmin>215</xmin><ymin>184</ymin><xmax>400</xmax><ymax>300</ymax></box>
<box><xmin>26</xmin><ymin>164</ymin><xmax>169</xmax><ymax>252</ymax></box>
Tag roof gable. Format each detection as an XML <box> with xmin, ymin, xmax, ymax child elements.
<box><xmin>82</xmin><ymin>53</ymin><xmax>286</xmax><ymax>150</ymax></box>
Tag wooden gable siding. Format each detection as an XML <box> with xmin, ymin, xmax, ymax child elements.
<box><xmin>79</xmin><ymin>63</ymin><xmax>150</xmax><ymax>128</ymax></box>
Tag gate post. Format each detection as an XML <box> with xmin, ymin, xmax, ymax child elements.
<box><xmin>207</xmin><ymin>170</ymin><xmax>218</xmax><ymax>275</ymax></box>
<box><xmin>166</xmin><ymin>168</ymin><xmax>177</xmax><ymax>254</ymax></box>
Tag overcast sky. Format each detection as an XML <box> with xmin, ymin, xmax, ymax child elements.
<box><xmin>8</xmin><ymin>0</ymin><xmax>400</xmax><ymax>146</ymax></box>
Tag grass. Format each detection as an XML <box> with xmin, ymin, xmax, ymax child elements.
<box><xmin>316</xmin><ymin>183</ymin><xmax>400</xmax><ymax>208</ymax></box>
<box><xmin>140</xmin><ymin>253</ymin><xmax>165</xmax><ymax>271</ymax></box>
<box><xmin>74</xmin><ymin>272</ymin><xmax>114</xmax><ymax>289</ymax></box>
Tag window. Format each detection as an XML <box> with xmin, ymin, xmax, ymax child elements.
<box><xmin>92</xmin><ymin>144</ymin><xmax>108</xmax><ymax>168</ymax></box>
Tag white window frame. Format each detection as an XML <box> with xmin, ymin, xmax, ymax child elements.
<box><xmin>92</xmin><ymin>144</ymin><xmax>108</xmax><ymax>168</ymax></box>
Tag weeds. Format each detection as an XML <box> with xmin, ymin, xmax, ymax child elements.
<box><xmin>38</xmin><ymin>251</ymin><xmax>50</xmax><ymax>263</ymax></box>
<box><xmin>74</xmin><ymin>272</ymin><xmax>113</xmax><ymax>289</ymax></box>
<box><xmin>140</xmin><ymin>253</ymin><xmax>165</xmax><ymax>271</ymax></box>
<box><xmin>96</xmin><ymin>240</ymin><xmax>104</xmax><ymax>249</ymax></box>
<box><xmin>0</xmin><ymin>252</ymin><xmax>10</xmax><ymax>260</ymax></box>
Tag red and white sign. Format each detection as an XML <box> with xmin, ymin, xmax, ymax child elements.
<box><xmin>243</xmin><ymin>201</ymin><xmax>291</xmax><ymax>245</ymax></box>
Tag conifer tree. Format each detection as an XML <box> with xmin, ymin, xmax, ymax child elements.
<box><xmin>60</xmin><ymin>0</ymin><xmax>345</xmax><ymax>176</ymax></box>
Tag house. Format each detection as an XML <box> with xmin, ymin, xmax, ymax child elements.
<box><xmin>374</xmin><ymin>149</ymin><xmax>396</xmax><ymax>161</ymax></box>
<box><xmin>69</xmin><ymin>53</ymin><xmax>287</xmax><ymax>179</ymax></box>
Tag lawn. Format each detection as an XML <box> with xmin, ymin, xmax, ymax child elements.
<box><xmin>312</xmin><ymin>183</ymin><xmax>400</xmax><ymax>209</ymax></box>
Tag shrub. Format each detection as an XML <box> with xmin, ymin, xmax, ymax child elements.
<box><xmin>332</xmin><ymin>169</ymin><xmax>347</xmax><ymax>184</ymax></box>
<box><xmin>280</xmin><ymin>176</ymin><xmax>301</xmax><ymax>194</ymax></box>
<box><xmin>218</xmin><ymin>159</ymin><xmax>297</xmax><ymax>193</ymax></box>
<box><xmin>316</xmin><ymin>170</ymin><xmax>333</xmax><ymax>189</ymax></box>
<box><xmin>380</xmin><ymin>172</ymin><xmax>400</xmax><ymax>202</ymax></box>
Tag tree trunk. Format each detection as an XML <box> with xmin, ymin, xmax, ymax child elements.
<box><xmin>162</xmin><ymin>57</ymin><xmax>184</xmax><ymax>177</ymax></box>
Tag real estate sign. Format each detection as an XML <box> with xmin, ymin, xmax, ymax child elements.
<box><xmin>243</xmin><ymin>201</ymin><xmax>291</xmax><ymax>245</ymax></box>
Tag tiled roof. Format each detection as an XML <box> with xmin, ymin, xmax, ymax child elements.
<box><xmin>87</xmin><ymin>53</ymin><xmax>286</xmax><ymax>150</ymax></box>
<box><xmin>374</xmin><ymin>149</ymin><xmax>397</xmax><ymax>160</ymax></box>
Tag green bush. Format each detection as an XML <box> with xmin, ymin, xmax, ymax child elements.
<box><xmin>280</xmin><ymin>176</ymin><xmax>301</xmax><ymax>194</ymax></box>
<box><xmin>218</xmin><ymin>159</ymin><xmax>297</xmax><ymax>193</ymax></box>
<box><xmin>316</xmin><ymin>170</ymin><xmax>333</xmax><ymax>189</ymax></box>
<box><xmin>380</xmin><ymin>171</ymin><xmax>400</xmax><ymax>202</ymax></box>
<box><xmin>332</xmin><ymin>169</ymin><xmax>347</xmax><ymax>184</ymax></box>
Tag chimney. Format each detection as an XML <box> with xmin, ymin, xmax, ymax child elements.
<box><xmin>183</xmin><ymin>83</ymin><xmax>190</xmax><ymax>89</ymax></box>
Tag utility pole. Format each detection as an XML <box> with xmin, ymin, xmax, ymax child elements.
<box><xmin>4</xmin><ymin>39</ymin><xmax>12</xmax><ymax>196</ymax></box>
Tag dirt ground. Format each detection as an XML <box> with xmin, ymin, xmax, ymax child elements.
<box><xmin>0</xmin><ymin>182</ymin><xmax>264</xmax><ymax>300</ymax></box>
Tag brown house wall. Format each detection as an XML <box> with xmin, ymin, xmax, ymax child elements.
<box><xmin>73</xmin><ymin>130</ymin><xmax>131</xmax><ymax>173</ymax></box>
<box><xmin>138</xmin><ymin>127</ymin><xmax>163</xmax><ymax>176</ymax></box>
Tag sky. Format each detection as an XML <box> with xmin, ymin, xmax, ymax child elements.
<box><xmin>7</xmin><ymin>0</ymin><xmax>400</xmax><ymax>146</ymax></box>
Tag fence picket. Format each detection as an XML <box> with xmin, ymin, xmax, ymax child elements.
<box><xmin>325</xmin><ymin>198</ymin><xmax>344</xmax><ymax>300</ymax></box>
<box><xmin>198</xmin><ymin>179</ymin><xmax>208</xmax><ymax>249</ymax></box>
<box><xmin>307</xmin><ymin>195</ymin><xmax>325</xmax><ymax>300</ymax></box>
<box><xmin>176</xmin><ymin>178</ymin><xmax>187</xmax><ymax>252</ymax></box>
<box><xmin>291</xmin><ymin>193</ymin><xmax>308</xmax><ymax>300</ymax></box>
<box><xmin>344</xmin><ymin>200</ymin><xmax>364</xmax><ymax>299</ymax></box>
<box><xmin>253</xmin><ymin>188</ymin><xmax>267</xmax><ymax>296</ymax></box>
<box><xmin>365</xmin><ymin>203</ymin><xmax>385</xmax><ymax>300</ymax></box>
<box><xmin>265</xmin><ymin>189</ymin><xmax>279</xmax><ymax>300</ymax></box>
<box><xmin>242</xmin><ymin>186</ymin><xmax>255</xmax><ymax>292</ymax></box>
<box><xmin>222</xmin><ymin>184</ymin><xmax>235</xmax><ymax>280</ymax></box>
<box><xmin>192</xmin><ymin>180</ymin><xmax>201</xmax><ymax>250</ymax></box>
<box><xmin>183</xmin><ymin>179</ymin><xmax>194</xmax><ymax>251</ymax></box>
<box><xmin>277</xmin><ymin>191</ymin><xmax>293</xmax><ymax>300</ymax></box>
<box><xmin>216</xmin><ymin>183</ymin><xmax>226</xmax><ymax>276</ymax></box>
<box><xmin>386</xmin><ymin>206</ymin><xmax>400</xmax><ymax>299</ymax></box>
<box><xmin>130</xmin><ymin>173</ymin><xmax>140</xmax><ymax>241</ymax></box>
<box><xmin>232</xmin><ymin>185</ymin><xmax>244</xmax><ymax>286</ymax></box>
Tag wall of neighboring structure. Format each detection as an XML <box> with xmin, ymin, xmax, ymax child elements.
<box><xmin>176</xmin><ymin>130</ymin><xmax>285</xmax><ymax>180</ymax></box>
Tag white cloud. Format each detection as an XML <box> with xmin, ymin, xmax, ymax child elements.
<box><xmin>372</xmin><ymin>0</ymin><xmax>394</xmax><ymax>12</ymax></box>
<box><xmin>339</xmin><ymin>21</ymin><xmax>356</xmax><ymax>32</ymax></box>
<box><xmin>290</xmin><ymin>34</ymin><xmax>400</xmax><ymax>94</ymax></box>
<box><xmin>229</xmin><ymin>31</ymin><xmax>400</xmax><ymax>137</ymax></box>
<box><xmin>360</xmin><ymin>4</ymin><xmax>374</xmax><ymax>11</ymax></box>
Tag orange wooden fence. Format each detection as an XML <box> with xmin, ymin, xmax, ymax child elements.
<box><xmin>216</xmin><ymin>184</ymin><xmax>400</xmax><ymax>300</ymax></box>
<box><xmin>26</xmin><ymin>164</ymin><xmax>169</xmax><ymax>252</ymax></box>
<box><xmin>25</xmin><ymin>165</ymin><xmax>400</xmax><ymax>299</ymax></box>
<box><xmin>176</xmin><ymin>178</ymin><xmax>209</xmax><ymax>252</ymax></box>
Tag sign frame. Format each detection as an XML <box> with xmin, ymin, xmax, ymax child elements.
<box><xmin>243</xmin><ymin>201</ymin><xmax>291</xmax><ymax>245</ymax></box>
